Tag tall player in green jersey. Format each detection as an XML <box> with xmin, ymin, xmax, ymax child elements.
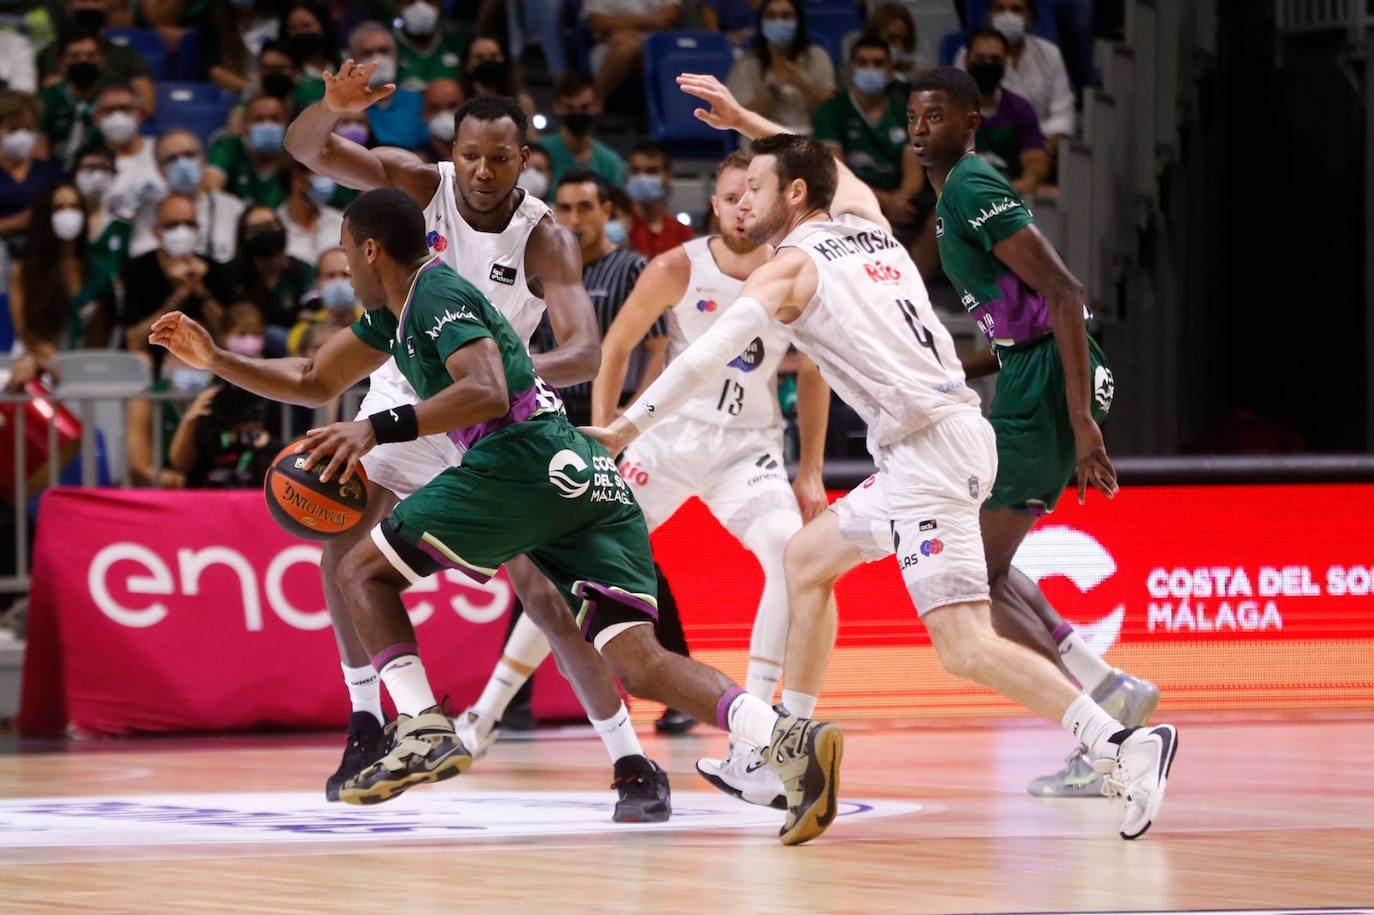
<box><xmin>149</xmin><ymin>190</ymin><xmax>831</xmax><ymax>832</ymax></box>
<box><xmin>909</xmin><ymin>67</ymin><xmax>1162</xmax><ymax>797</ymax></box>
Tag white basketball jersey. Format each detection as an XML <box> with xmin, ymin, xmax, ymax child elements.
<box><xmin>666</xmin><ymin>237</ymin><xmax>787</xmax><ymax>429</ymax></box>
<box><xmin>367</xmin><ymin>167</ymin><xmax>553</xmax><ymax>401</ymax></box>
<box><xmin>779</xmin><ymin>214</ymin><xmax>979</xmax><ymax>454</ymax></box>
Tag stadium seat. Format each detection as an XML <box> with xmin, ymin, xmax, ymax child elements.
<box><xmin>805</xmin><ymin>5</ymin><xmax>863</xmax><ymax>69</ymax></box>
<box><xmin>102</xmin><ymin>27</ymin><xmax>170</xmax><ymax>80</ymax></box>
<box><xmin>51</xmin><ymin>352</ymin><xmax>151</xmax><ymax>487</ymax></box>
<box><xmin>940</xmin><ymin>30</ymin><xmax>969</xmax><ymax>66</ymax></box>
<box><xmin>147</xmin><ymin>82</ymin><xmax>238</xmax><ymax>147</ymax></box>
<box><xmin>963</xmin><ymin>0</ymin><xmax>1060</xmax><ymax>44</ymax></box>
<box><xmin>175</xmin><ymin>28</ymin><xmax>207</xmax><ymax>81</ymax></box>
<box><xmin>642</xmin><ymin>32</ymin><xmax>735</xmax><ymax>158</ymax></box>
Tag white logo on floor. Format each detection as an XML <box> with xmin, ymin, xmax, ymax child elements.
<box><xmin>0</xmin><ymin>791</ymin><xmax>923</xmax><ymax>847</ymax></box>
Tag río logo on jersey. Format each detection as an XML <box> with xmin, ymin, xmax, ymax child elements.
<box><xmin>426</xmin><ymin>307</ymin><xmax>479</xmax><ymax>340</ymax></box>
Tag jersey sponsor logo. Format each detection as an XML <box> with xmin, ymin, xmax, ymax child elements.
<box><xmin>489</xmin><ymin>263</ymin><xmax>517</xmax><ymax>286</ymax></box>
<box><xmin>696</xmin><ymin>298</ymin><xmax>718</xmax><ymax>312</ymax></box>
<box><xmin>618</xmin><ymin>459</ymin><xmax>650</xmax><ymax>487</ymax></box>
<box><xmin>810</xmin><ymin>227</ymin><xmax>901</xmax><ymax>262</ymax></box>
<box><xmin>920</xmin><ymin>539</ymin><xmax>944</xmax><ymax>557</ymax></box>
<box><xmin>425</xmin><ymin>306</ymin><xmax>480</xmax><ymax>340</ymax></box>
<box><xmin>748</xmin><ymin>453</ymin><xmax>783</xmax><ymax>487</ymax></box>
<box><xmin>1094</xmin><ymin>365</ymin><xmax>1115</xmax><ymax>413</ymax></box>
<box><xmin>548</xmin><ymin>449</ymin><xmax>590</xmax><ymax>499</ymax></box>
<box><xmin>967</xmin><ymin>476</ymin><xmax>981</xmax><ymax>499</ymax></box>
<box><xmin>425</xmin><ymin>230</ymin><xmax>449</xmax><ymax>253</ymax></box>
<box><xmin>919</xmin><ymin>519</ymin><xmax>937</xmax><ymax>532</ymax></box>
<box><xmin>935</xmin><ymin>217</ymin><xmax>944</xmax><ymax>238</ymax></box>
<box><xmin>967</xmin><ymin>197</ymin><xmax>1023</xmax><ymax>231</ymax></box>
<box><xmin>728</xmin><ymin>337</ymin><xmax>765</xmax><ymax>372</ymax></box>
<box><xmin>863</xmin><ymin>262</ymin><xmax>902</xmax><ymax>285</ymax></box>
<box><xmin>405</xmin><ymin>337</ymin><xmax>415</xmax><ymax>357</ymax></box>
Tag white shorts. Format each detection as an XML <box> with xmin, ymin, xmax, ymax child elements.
<box><xmin>356</xmin><ymin>365</ymin><xmax>463</xmax><ymax>499</ymax></box>
<box><xmin>618</xmin><ymin>415</ymin><xmax>801</xmax><ymax>538</ymax></box>
<box><xmin>831</xmin><ymin>410</ymin><xmax>998</xmax><ymax>616</ymax></box>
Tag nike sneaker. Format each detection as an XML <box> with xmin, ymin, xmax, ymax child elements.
<box><xmin>338</xmin><ymin>705</ymin><xmax>472</xmax><ymax>806</ymax></box>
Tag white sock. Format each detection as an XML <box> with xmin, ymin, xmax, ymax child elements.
<box><xmin>745</xmin><ymin>660</ymin><xmax>782</xmax><ymax>702</ymax></box>
<box><xmin>1055</xmin><ymin>624</ymin><xmax>1115</xmax><ymax>694</ymax></box>
<box><xmin>589</xmin><ymin>702</ymin><xmax>644</xmax><ymax>763</ymax></box>
<box><xmin>341</xmin><ymin>663</ymin><xmax>383</xmax><ymax>724</ymax></box>
<box><xmin>781</xmin><ymin>689</ymin><xmax>818</xmax><ymax>718</ymax></box>
<box><xmin>473</xmin><ymin>659</ymin><xmax>531</xmax><ymax>722</ymax></box>
<box><xmin>727</xmin><ymin>692</ymin><xmax>779</xmax><ymax>747</ymax></box>
<box><xmin>1062</xmin><ymin>693</ymin><xmax>1126</xmax><ymax>758</ymax></box>
<box><xmin>378</xmin><ymin>653</ymin><xmax>437</xmax><ymax>718</ymax></box>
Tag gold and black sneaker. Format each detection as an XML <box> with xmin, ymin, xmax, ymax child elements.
<box><xmin>325</xmin><ymin>711</ymin><xmax>391</xmax><ymax>802</ymax></box>
<box><xmin>768</xmin><ymin>705</ymin><xmax>844</xmax><ymax>846</ymax></box>
<box><xmin>337</xmin><ymin>705</ymin><xmax>472</xmax><ymax>806</ymax></box>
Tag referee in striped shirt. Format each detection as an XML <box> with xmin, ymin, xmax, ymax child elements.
<box><xmin>531</xmin><ymin>169</ymin><xmax>671</xmax><ymax>425</ymax></box>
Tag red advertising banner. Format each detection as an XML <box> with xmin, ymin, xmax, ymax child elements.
<box><xmin>20</xmin><ymin>483</ymin><xmax>1374</xmax><ymax>736</ymax></box>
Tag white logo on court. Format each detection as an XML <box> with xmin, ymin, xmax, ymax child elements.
<box><xmin>548</xmin><ymin>449</ymin><xmax>589</xmax><ymax>499</ymax></box>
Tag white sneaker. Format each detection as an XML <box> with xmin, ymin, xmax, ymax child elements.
<box><xmin>451</xmin><ymin>707</ymin><xmax>500</xmax><ymax>761</ymax></box>
<box><xmin>1102</xmin><ymin>724</ymin><xmax>1179</xmax><ymax>839</ymax></box>
<box><xmin>696</xmin><ymin>742</ymin><xmax>786</xmax><ymax>810</ymax></box>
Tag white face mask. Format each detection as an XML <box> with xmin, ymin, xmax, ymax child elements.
<box><xmin>991</xmin><ymin>11</ymin><xmax>1027</xmax><ymax>44</ymax></box>
<box><xmin>100</xmin><ymin>111</ymin><xmax>139</xmax><ymax>145</ymax></box>
<box><xmin>52</xmin><ymin>208</ymin><xmax>85</xmax><ymax>240</ymax></box>
<box><xmin>517</xmin><ymin>168</ymin><xmax>550</xmax><ymax>199</ymax></box>
<box><xmin>402</xmin><ymin>1</ymin><xmax>439</xmax><ymax>36</ymax></box>
<box><xmin>427</xmin><ymin>111</ymin><xmax>456</xmax><ymax>143</ymax></box>
<box><xmin>75</xmin><ymin>168</ymin><xmax>113</xmax><ymax>201</ymax></box>
<box><xmin>367</xmin><ymin>55</ymin><xmax>396</xmax><ymax>87</ymax></box>
<box><xmin>1</xmin><ymin>128</ymin><xmax>36</xmax><ymax>161</ymax></box>
<box><xmin>160</xmin><ymin>224</ymin><xmax>198</xmax><ymax>258</ymax></box>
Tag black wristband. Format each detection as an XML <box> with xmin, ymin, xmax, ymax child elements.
<box><xmin>367</xmin><ymin>404</ymin><xmax>419</xmax><ymax>444</ymax></box>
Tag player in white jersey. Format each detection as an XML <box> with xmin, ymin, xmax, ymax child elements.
<box><xmin>586</xmin><ymin>74</ymin><xmax>1179</xmax><ymax>845</ymax></box>
<box><xmin>455</xmin><ymin>152</ymin><xmax>835</xmax><ymax>808</ymax></box>
<box><xmin>284</xmin><ymin>65</ymin><xmax>671</xmax><ymax>821</ymax></box>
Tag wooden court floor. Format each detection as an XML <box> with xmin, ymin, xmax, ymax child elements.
<box><xmin>1</xmin><ymin>714</ymin><xmax>1372</xmax><ymax>914</ymax></box>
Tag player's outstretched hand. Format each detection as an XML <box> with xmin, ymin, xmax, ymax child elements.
<box><xmin>323</xmin><ymin>58</ymin><xmax>395</xmax><ymax>114</ymax></box>
<box><xmin>676</xmin><ymin>73</ymin><xmax>746</xmax><ymax>132</ymax></box>
<box><xmin>1073</xmin><ymin>419</ymin><xmax>1118</xmax><ymax>504</ymax></box>
<box><xmin>297</xmin><ymin>420</ymin><xmax>377</xmax><ymax>484</ymax></box>
<box><xmin>149</xmin><ymin>311</ymin><xmax>217</xmax><ymax>369</ymax></box>
<box><xmin>581</xmin><ymin>421</ymin><xmax>635</xmax><ymax>459</ymax></box>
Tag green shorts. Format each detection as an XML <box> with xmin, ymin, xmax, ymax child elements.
<box><xmin>984</xmin><ymin>334</ymin><xmax>1113</xmax><ymax>516</ymax></box>
<box><xmin>374</xmin><ymin>414</ymin><xmax>659</xmax><ymax>645</ymax></box>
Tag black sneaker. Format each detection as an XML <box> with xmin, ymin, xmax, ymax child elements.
<box><xmin>611</xmin><ymin>755</ymin><xmax>672</xmax><ymax>823</ymax></box>
<box><xmin>500</xmin><ymin>699</ymin><xmax>537</xmax><ymax>732</ymax></box>
<box><xmin>654</xmin><ymin>708</ymin><xmax>697</xmax><ymax>735</ymax></box>
<box><xmin>325</xmin><ymin>711</ymin><xmax>389</xmax><ymax>802</ymax></box>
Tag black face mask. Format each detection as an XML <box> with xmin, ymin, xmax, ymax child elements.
<box><xmin>262</xmin><ymin>71</ymin><xmax>295</xmax><ymax>100</ymax></box>
<box><xmin>968</xmin><ymin>62</ymin><xmax>1005</xmax><ymax>95</ymax></box>
<box><xmin>244</xmin><ymin>228</ymin><xmax>287</xmax><ymax>258</ymax></box>
<box><xmin>66</xmin><ymin>61</ymin><xmax>100</xmax><ymax>91</ymax></box>
<box><xmin>471</xmin><ymin>59</ymin><xmax>509</xmax><ymax>89</ymax></box>
<box><xmin>561</xmin><ymin>112</ymin><xmax>595</xmax><ymax>137</ymax></box>
<box><xmin>286</xmin><ymin>32</ymin><xmax>326</xmax><ymax>66</ymax></box>
<box><xmin>71</xmin><ymin>8</ymin><xmax>106</xmax><ymax>34</ymax></box>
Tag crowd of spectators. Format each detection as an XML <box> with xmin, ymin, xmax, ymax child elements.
<box><xmin>0</xmin><ymin>0</ymin><xmax>1094</xmax><ymax>483</ymax></box>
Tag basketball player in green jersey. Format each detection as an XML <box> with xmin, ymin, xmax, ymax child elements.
<box><xmin>149</xmin><ymin>190</ymin><xmax>835</xmax><ymax>838</ymax></box>
<box><xmin>908</xmin><ymin>66</ymin><xmax>1160</xmax><ymax>796</ymax></box>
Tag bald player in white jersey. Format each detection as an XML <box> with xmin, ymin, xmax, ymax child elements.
<box><xmin>586</xmin><ymin>74</ymin><xmax>1179</xmax><ymax>845</ymax></box>
<box><xmin>455</xmin><ymin>152</ymin><xmax>835</xmax><ymax>809</ymax></box>
<box><xmin>285</xmin><ymin>63</ymin><xmax>671</xmax><ymax>822</ymax></box>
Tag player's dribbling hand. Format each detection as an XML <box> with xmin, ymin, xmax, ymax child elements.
<box><xmin>676</xmin><ymin>73</ymin><xmax>745</xmax><ymax>132</ymax></box>
<box><xmin>1073</xmin><ymin>419</ymin><xmax>1118</xmax><ymax>504</ymax></box>
<box><xmin>323</xmin><ymin>58</ymin><xmax>396</xmax><ymax>113</ymax></box>
<box><xmin>298</xmin><ymin>420</ymin><xmax>376</xmax><ymax>484</ymax></box>
<box><xmin>580</xmin><ymin>421</ymin><xmax>634</xmax><ymax>459</ymax></box>
<box><xmin>148</xmin><ymin>311</ymin><xmax>216</xmax><ymax>369</ymax></box>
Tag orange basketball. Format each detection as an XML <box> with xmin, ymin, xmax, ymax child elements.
<box><xmin>263</xmin><ymin>441</ymin><xmax>369</xmax><ymax>541</ymax></box>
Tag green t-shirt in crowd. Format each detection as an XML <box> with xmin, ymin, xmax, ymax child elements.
<box><xmin>208</xmin><ymin>136</ymin><xmax>287</xmax><ymax>207</ymax></box>
<box><xmin>542</xmin><ymin>134</ymin><xmax>627</xmax><ymax>189</ymax></box>
<box><xmin>813</xmin><ymin>90</ymin><xmax>910</xmax><ymax>191</ymax></box>
<box><xmin>395</xmin><ymin>30</ymin><xmax>467</xmax><ymax>94</ymax></box>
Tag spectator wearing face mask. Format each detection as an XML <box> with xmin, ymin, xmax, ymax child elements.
<box><xmin>624</xmin><ymin>141</ymin><xmax>692</xmax><ymax>259</ymax></box>
<box><xmin>418</xmin><ymin>77</ymin><xmax>462</xmax><ymax>164</ymax></box>
<box><xmin>519</xmin><ymin>143</ymin><xmax>552</xmax><ymax>200</ymax></box>
<box><xmin>726</xmin><ymin>0</ymin><xmax>835</xmax><ymax>136</ymax></box>
<box><xmin>286</xmin><ymin>247</ymin><xmax>360</xmax><ymax>355</ymax></box>
<box><xmin>395</xmin><ymin>0</ymin><xmax>467</xmax><ymax>94</ymax></box>
<box><xmin>94</xmin><ymin>83</ymin><xmax>167</xmax><ymax>237</ymax></box>
<box><xmin>207</xmin><ymin>94</ymin><xmax>292</xmax><ymax>206</ymax></box>
<box><xmin>207</xmin><ymin>0</ymin><xmax>283</xmax><ymax>95</ymax></box>
<box><xmin>582</xmin><ymin>0</ymin><xmax>681</xmax><ymax>103</ymax></box>
<box><xmin>70</xmin><ymin>143</ymin><xmax>132</xmax><ymax>290</ymax></box>
<box><xmin>38</xmin><ymin>1</ymin><xmax>155</xmax><ymax>116</ymax></box>
<box><xmin>129</xmin><ymin>129</ymin><xmax>246</xmax><ymax>264</ymax></box>
<box><xmin>544</xmin><ymin>73</ymin><xmax>626</xmax><ymax>188</ymax></box>
<box><xmin>226</xmin><ymin>42</ymin><xmax>301</xmax><ymax>137</ymax></box>
<box><xmin>605</xmin><ymin>184</ymin><xmax>632</xmax><ymax>247</ymax></box>
<box><xmin>954</xmin><ymin>0</ymin><xmax>1074</xmax><ymax>153</ymax></box>
<box><xmin>115</xmin><ymin>193</ymin><xmax>237</xmax><ymax>352</ymax></box>
<box><xmin>0</xmin><ymin>91</ymin><xmax>63</xmax><ymax>242</ymax></box>
<box><xmin>460</xmin><ymin>36</ymin><xmax>539</xmax><ymax>141</ymax></box>
<box><xmin>231</xmin><ymin>203</ymin><xmax>315</xmax><ymax>334</ymax></box>
<box><xmin>349</xmin><ymin>22</ymin><xmax>425</xmax><ymax>150</ymax></box>
<box><xmin>38</xmin><ymin>34</ymin><xmax>105</xmax><ymax>167</ymax></box>
<box><xmin>276</xmin><ymin>160</ymin><xmax>343</xmax><ymax>264</ymax></box>
<box><xmin>964</xmin><ymin>28</ymin><xmax>1049</xmax><ymax>195</ymax></box>
<box><xmin>868</xmin><ymin>3</ymin><xmax>918</xmax><ymax>85</ymax></box>
<box><xmin>281</xmin><ymin>2</ymin><xmax>337</xmax><ymax>107</ymax></box>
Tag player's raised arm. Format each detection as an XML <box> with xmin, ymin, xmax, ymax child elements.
<box><xmin>285</xmin><ymin>59</ymin><xmax>439</xmax><ymax>202</ymax></box>
<box><xmin>148</xmin><ymin>311</ymin><xmax>386</xmax><ymax>407</ymax></box>
<box><xmin>792</xmin><ymin>353</ymin><xmax>830</xmax><ymax>521</ymax></box>
<box><xmin>589</xmin><ymin>247</ymin><xmax>690</xmax><ymax>427</ymax></box>
<box><xmin>584</xmin><ymin>248</ymin><xmax>817</xmax><ymax>455</ymax></box>
<box><xmin>676</xmin><ymin>73</ymin><xmax>888</xmax><ymax>230</ymax></box>
<box><xmin>525</xmin><ymin>218</ymin><xmax>602</xmax><ymax>387</ymax></box>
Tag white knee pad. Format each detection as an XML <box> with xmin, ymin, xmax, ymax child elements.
<box><xmin>740</xmin><ymin>509</ymin><xmax>803</xmax><ymax>665</ymax></box>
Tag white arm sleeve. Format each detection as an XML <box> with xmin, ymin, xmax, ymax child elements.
<box><xmin>621</xmin><ymin>297</ymin><xmax>772</xmax><ymax>434</ymax></box>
